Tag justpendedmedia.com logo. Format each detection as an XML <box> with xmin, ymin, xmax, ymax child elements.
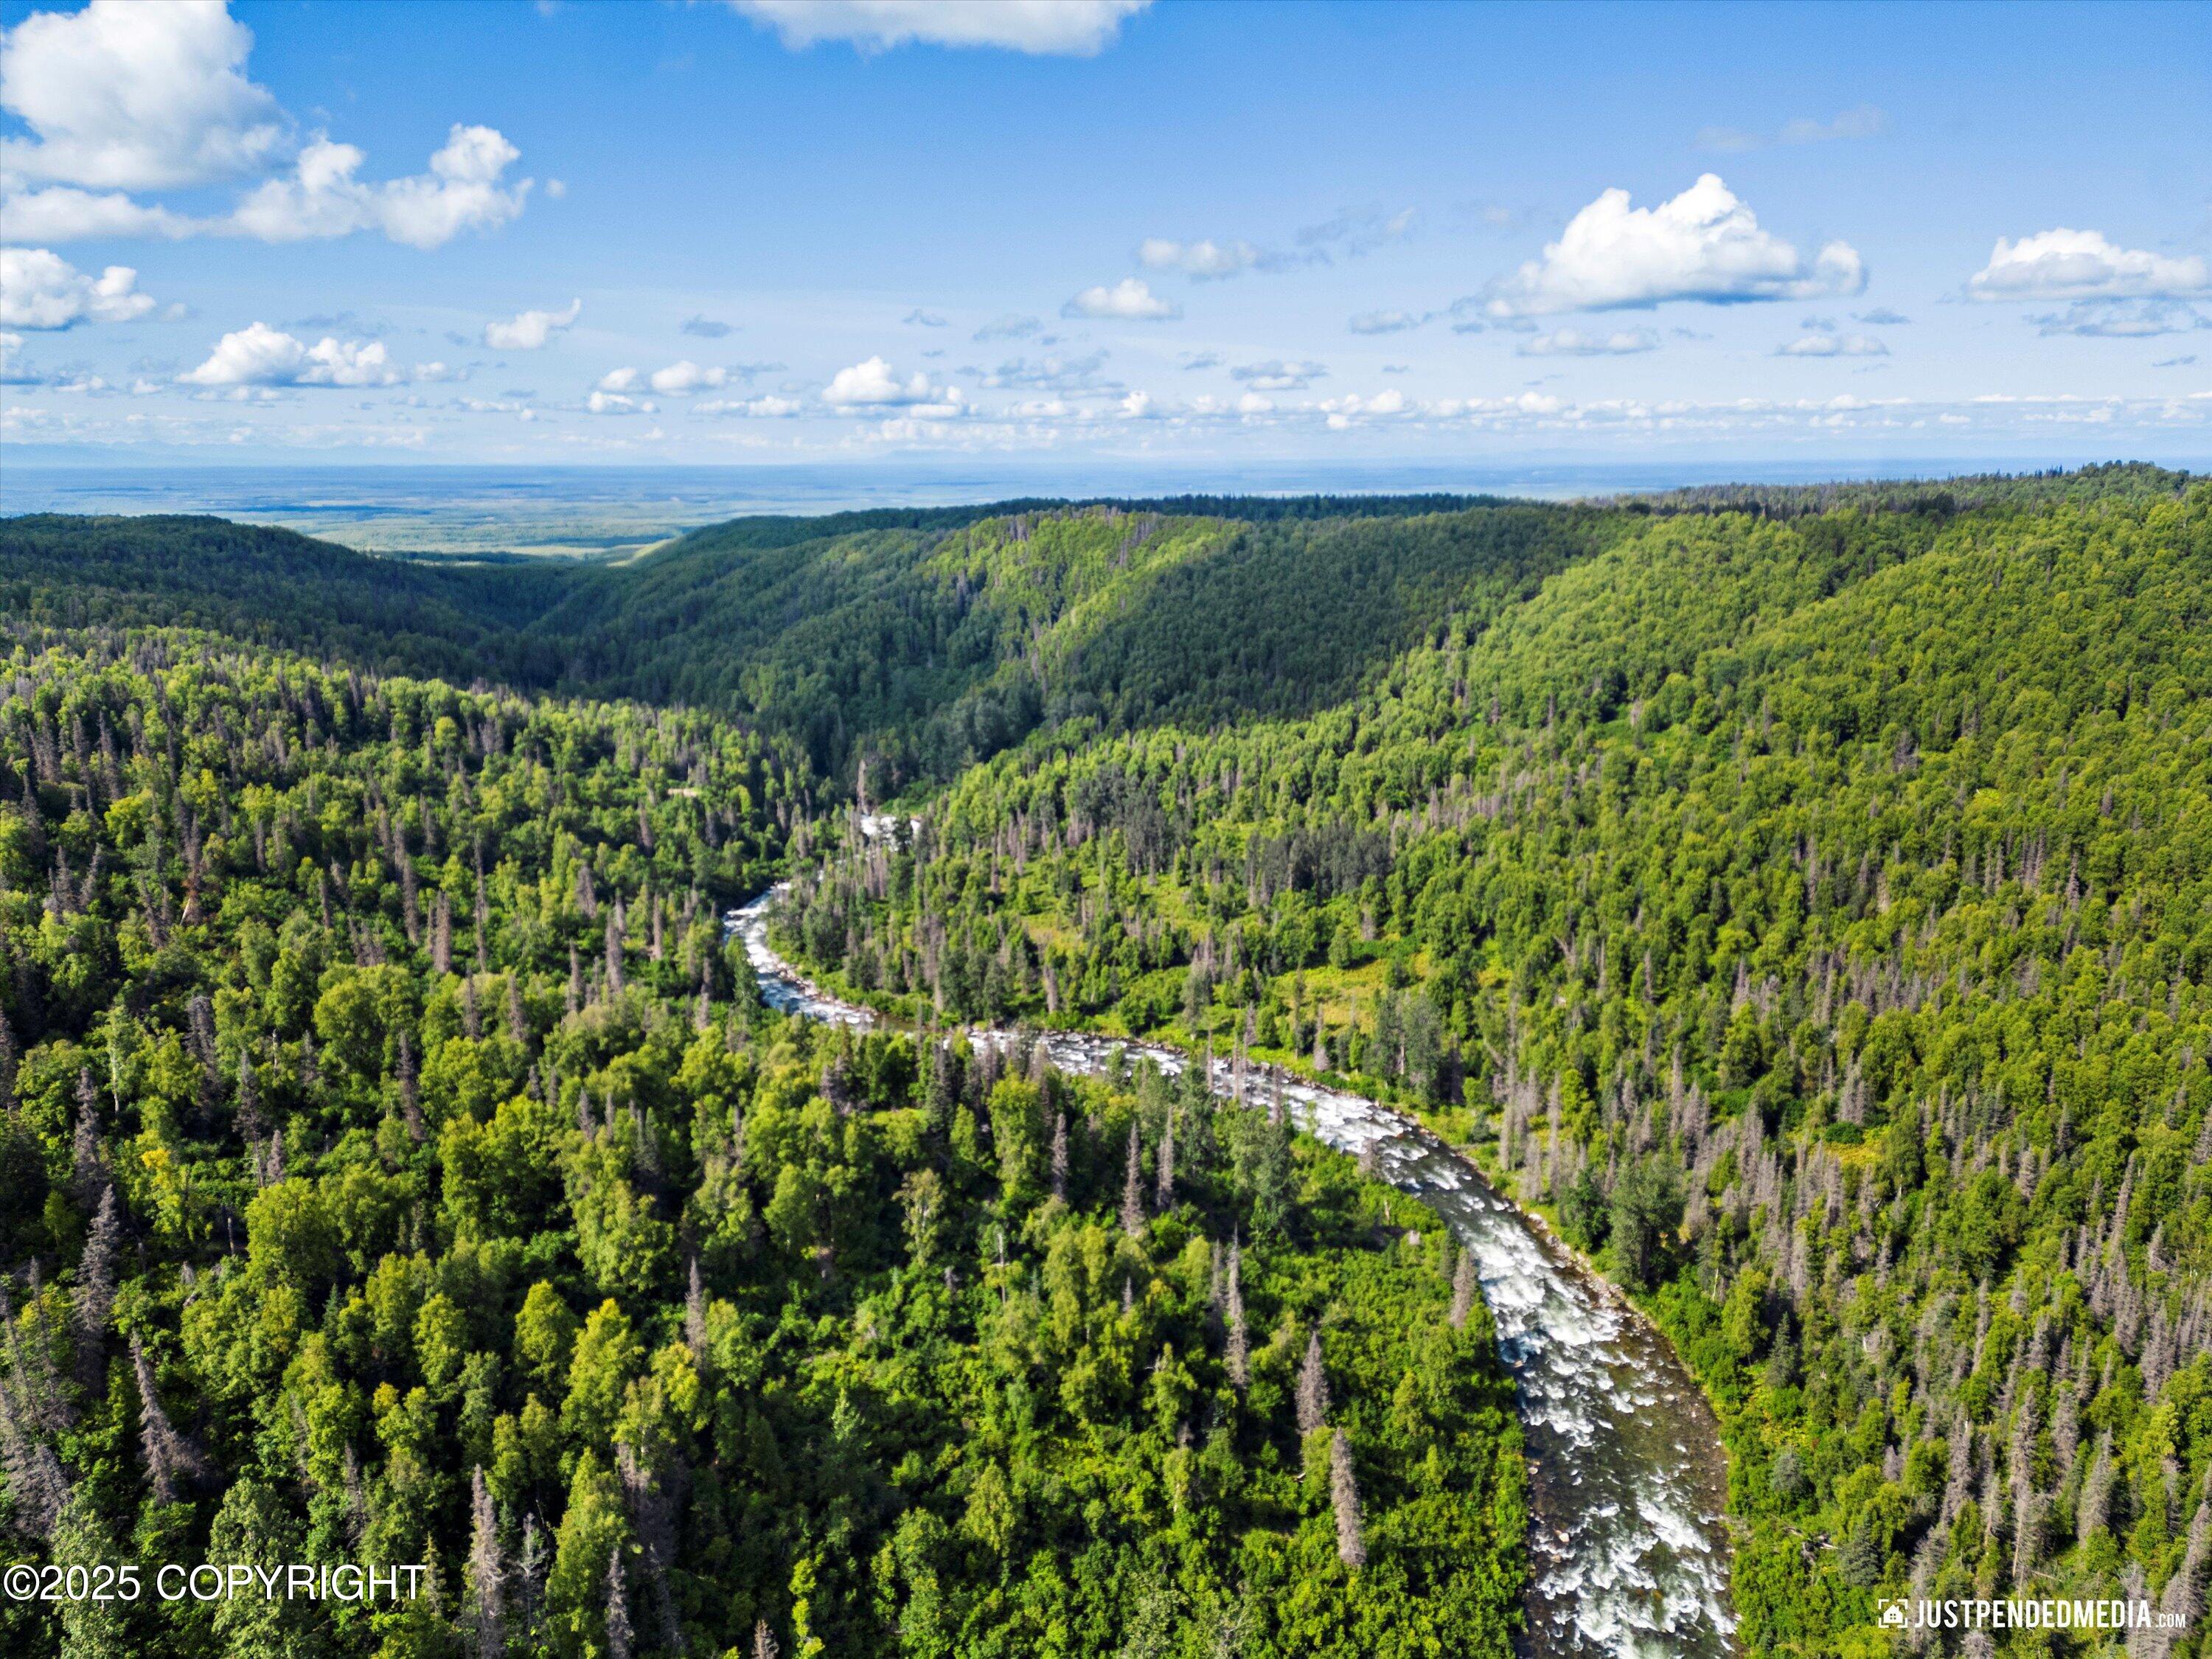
<box><xmin>1877</xmin><ymin>1599</ymin><xmax>2187</xmax><ymax>1634</ymax></box>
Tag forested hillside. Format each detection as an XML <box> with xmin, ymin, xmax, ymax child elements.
<box><xmin>0</xmin><ymin>627</ymin><xmax>1524</xmax><ymax>1658</ymax></box>
<box><xmin>779</xmin><ymin>480</ymin><xmax>2212</xmax><ymax>1657</ymax></box>
<box><xmin>9</xmin><ymin>468</ymin><xmax>2210</xmax><ymax>1659</ymax></box>
<box><xmin>1</xmin><ymin>497</ymin><xmax>1602</xmax><ymax>788</ymax></box>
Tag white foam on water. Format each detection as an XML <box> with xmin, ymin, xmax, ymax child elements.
<box><xmin>728</xmin><ymin>891</ymin><xmax>1739</xmax><ymax>1658</ymax></box>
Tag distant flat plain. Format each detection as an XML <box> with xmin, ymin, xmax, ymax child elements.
<box><xmin>0</xmin><ymin>459</ymin><xmax>2108</xmax><ymax>560</ymax></box>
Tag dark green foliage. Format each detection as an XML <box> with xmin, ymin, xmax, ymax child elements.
<box><xmin>0</xmin><ymin>624</ymin><xmax>1523</xmax><ymax>1658</ymax></box>
<box><xmin>4</xmin><ymin>498</ymin><xmax>1605</xmax><ymax>789</ymax></box>
<box><xmin>777</xmin><ymin>475</ymin><xmax>2212</xmax><ymax>1658</ymax></box>
<box><xmin>0</xmin><ymin>515</ymin><xmax>569</xmax><ymax>686</ymax></box>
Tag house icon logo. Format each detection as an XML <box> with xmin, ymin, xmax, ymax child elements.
<box><xmin>1878</xmin><ymin>1601</ymin><xmax>1909</xmax><ymax>1630</ymax></box>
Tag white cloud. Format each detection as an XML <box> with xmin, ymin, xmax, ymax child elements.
<box><xmin>1137</xmin><ymin>237</ymin><xmax>1259</xmax><ymax>279</ymax></box>
<box><xmin>0</xmin><ymin>0</ymin><xmax>285</xmax><ymax>189</ymax></box>
<box><xmin>0</xmin><ymin>185</ymin><xmax>196</xmax><ymax>241</ymax></box>
<box><xmin>180</xmin><ymin>321</ymin><xmax>403</xmax><ymax>386</ymax></box>
<box><xmin>823</xmin><ymin>354</ymin><xmax>960</xmax><ymax>410</ymax></box>
<box><xmin>1777</xmin><ymin>330</ymin><xmax>1889</xmax><ymax>357</ymax></box>
<box><xmin>1234</xmin><ymin>392</ymin><xmax>1273</xmax><ymax>416</ymax></box>
<box><xmin>484</xmin><ymin>299</ymin><xmax>580</xmax><ymax>350</ymax></box>
<box><xmin>1348</xmin><ymin>308</ymin><xmax>1428</xmax><ymax>335</ymax></box>
<box><xmin>648</xmin><ymin>360</ymin><xmax>729</xmax><ymax>394</ymax></box>
<box><xmin>0</xmin><ymin>248</ymin><xmax>156</xmax><ymax>329</ymax></box>
<box><xmin>1062</xmin><ymin>278</ymin><xmax>1179</xmax><ymax>320</ymax></box>
<box><xmin>1318</xmin><ymin>389</ymin><xmax>1410</xmax><ymax>427</ymax></box>
<box><xmin>1967</xmin><ymin>228</ymin><xmax>2209</xmax><ymax>302</ymax></box>
<box><xmin>1231</xmin><ymin>358</ymin><xmax>1326</xmax><ymax>390</ymax></box>
<box><xmin>698</xmin><ymin>393</ymin><xmax>801</xmax><ymax>417</ymax></box>
<box><xmin>229</xmin><ymin>125</ymin><xmax>529</xmax><ymax>249</ymax></box>
<box><xmin>1520</xmin><ymin>327</ymin><xmax>1658</xmax><ymax>356</ymax></box>
<box><xmin>1486</xmin><ymin>175</ymin><xmax>1864</xmax><ymax>316</ymax></box>
<box><xmin>2031</xmin><ymin>299</ymin><xmax>2208</xmax><ymax>338</ymax></box>
<box><xmin>1118</xmin><ymin>390</ymin><xmax>1154</xmax><ymax>419</ymax></box>
<box><xmin>586</xmin><ymin>389</ymin><xmax>657</xmax><ymax>415</ymax></box>
<box><xmin>729</xmin><ymin>0</ymin><xmax>1148</xmax><ymax>54</ymax></box>
<box><xmin>597</xmin><ymin>367</ymin><xmax>639</xmax><ymax>392</ymax></box>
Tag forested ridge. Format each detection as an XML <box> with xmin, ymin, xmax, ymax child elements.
<box><xmin>6</xmin><ymin>467</ymin><xmax>2210</xmax><ymax>1659</ymax></box>
<box><xmin>0</xmin><ymin>619</ymin><xmax>1525</xmax><ymax>1648</ymax></box>
<box><xmin>776</xmin><ymin>477</ymin><xmax>2212</xmax><ymax>1658</ymax></box>
<box><xmin>3</xmin><ymin>497</ymin><xmax>1602</xmax><ymax>787</ymax></box>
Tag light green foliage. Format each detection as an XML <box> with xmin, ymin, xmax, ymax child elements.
<box><xmin>780</xmin><ymin>476</ymin><xmax>2212</xmax><ymax>1658</ymax></box>
<box><xmin>0</xmin><ymin>612</ymin><xmax>1522</xmax><ymax>1658</ymax></box>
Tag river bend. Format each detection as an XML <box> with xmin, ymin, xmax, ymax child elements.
<box><xmin>728</xmin><ymin>888</ymin><xmax>1736</xmax><ymax>1659</ymax></box>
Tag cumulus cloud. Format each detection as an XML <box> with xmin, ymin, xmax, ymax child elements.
<box><xmin>1231</xmin><ymin>358</ymin><xmax>1326</xmax><ymax>390</ymax></box>
<box><xmin>1347</xmin><ymin>308</ymin><xmax>1429</xmax><ymax>335</ymax></box>
<box><xmin>585</xmin><ymin>389</ymin><xmax>656</xmax><ymax>415</ymax></box>
<box><xmin>180</xmin><ymin>321</ymin><xmax>403</xmax><ymax>386</ymax></box>
<box><xmin>1318</xmin><ymin>389</ymin><xmax>1410</xmax><ymax>427</ymax></box>
<box><xmin>1776</xmin><ymin>330</ymin><xmax>1889</xmax><ymax>356</ymax></box>
<box><xmin>1137</xmin><ymin>237</ymin><xmax>1261</xmax><ymax>279</ymax></box>
<box><xmin>823</xmin><ymin>355</ymin><xmax>961</xmax><ymax>412</ymax></box>
<box><xmin>596</xmin><ymin>367</ymin><xmax>640</xmax><ymax>392</ymax></box>
<box><xmin>230</xmin><ymin>125</ymin><xmax>530</xmax><ymax>249</ymax></box>
<box><xmin>0</xmin><ymin>4</ymin><xmax>529</xmax><ymax>250</ymax></box>
<box><xmin>484</xmin><ymin>299</ymin><xmax>580</xmax><ymax>350</ymax></box>
<box><xmin>0</xmin><ymin>186</ymin><xmax>195</xmax><ymax>241</ymax></box>
<box><xmin>2030</xmin><ymin>299</ymin><xmax>2208</xmax><ymax>338</ymax></box>
<box><xmin>681</xmin><ymin>314</ymin><xmax>734</xmax><ymax>338</ymax></box>
<box><xmin>1485</xmin><ymin>175</ymin><xmax>1865</xmax><ymax>316</ymax></box>
<box><xmin>0</xmin><ymin>0</ymin><xmax>285</xmax><ymax>189</ymax></box>
<box><xmin>698</xmin><ymin>393</ymin><xmax>802</xmax><ymax>417</ymax></box>
<box><xmin>1967</xmin><ymin>228</ymin><xmax>2209</xmax><ymax>302</ymax></box>
<box><xmin>1519</xmin><ymin>327</ymin><xmax>1658</xmax><ymax>356</ymax></box>
<box><xmin>647</xmin><ymin>360</ymin><xmax>730</xmax><ymax>394</ymax></box>
<box><xmin>1062</xmin><ymin>278</ymin><xmax>1179</xmax><ymax>320</ymax></box>
<box><xmin>728</xmin><ymin>0</ymin><xmax>1149</xmax><ymax>54</ymax></box>
<box><xmin>0</xmin><ymin>248</ymin><xmax>156</xmax><ymax>329</ymax></box>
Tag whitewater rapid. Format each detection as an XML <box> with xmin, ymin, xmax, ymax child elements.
<box><xmin>728</xmin><ymin>888</ymin><xmax>1737</xmax><ymax>1659</ymax></box>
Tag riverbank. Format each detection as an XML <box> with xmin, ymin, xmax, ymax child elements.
<box><xmin>735</xmin><ymin>890</ymin><xmax>1741</xmax><ymax>1658</ymax></box>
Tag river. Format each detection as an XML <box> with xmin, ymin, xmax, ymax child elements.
<box><xmin>728</xmin><ymin>888</ymin><xmax>1738</xmax><ymax>1659</ymax></box>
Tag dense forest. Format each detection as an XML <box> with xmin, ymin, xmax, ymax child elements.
<box><xmin>775</xmin><ymin>476</ymin><xmax>2212</xmax><ymax>1658</ymax></box>
<box><xmin>5</xmin><ymin>465</ymin><xmax>2209</xmax><ymax>1659</ymax></box>
<box><xmin>0</xmin><ymin>625</ymin><xmax>1523</xmax><ymax>1658</ymax></box>
<box><xmin>1</xmin><ymin>496</ymin><xmax>1604</xmax><ymax>787</ymax></box>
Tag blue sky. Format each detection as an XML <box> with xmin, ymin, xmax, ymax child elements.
<box><xmin>1</xmin><ymin>0</ymin><xmax>2208</xmax><ymax>472</ymax></box>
